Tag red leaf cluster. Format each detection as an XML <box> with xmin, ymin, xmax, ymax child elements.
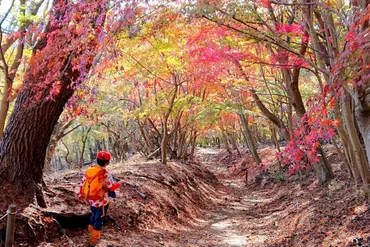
<box><xmin>276</xmin><ymin>23</ymin><xmax>304</xmax><ymax>35</ymax></box>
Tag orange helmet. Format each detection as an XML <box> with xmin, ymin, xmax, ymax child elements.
<box><xmin>97</xmin><ymin>151</ymin><xmax>111</xmax><ymax>161</ymax></box>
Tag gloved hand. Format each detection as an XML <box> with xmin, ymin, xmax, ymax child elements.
<box><xmin>108</xmin><ymin>190</ymin><xmax>116</xmax><ymax>198</ymax></box>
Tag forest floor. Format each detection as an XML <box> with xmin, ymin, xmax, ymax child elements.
<box><xmin>1</xmin><ymin>145</ymin><xmax>370</xmax><ymax>246</ymax></box>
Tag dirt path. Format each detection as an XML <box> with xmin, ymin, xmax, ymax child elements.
<box><xmin>153</xmin><ymin>147</ymin><xmax>370</xmax><ymax>247</ymax></box>
<box><xmin>92</xmin><ymin>148</ymin><xmax>279</xmax><ymax>247</ymax></box>
<box><xmin>158</xmin><ymin>148</ymin><xmax>282</xmax><ymax>247</ymax></box>
<box><xmin>40</xmin><ymin>147</ymin><xmax>370</xmax><ymax>247</ymax></box>
<box><xmin>162</xmin><ymin>185</ymin><xmax>271</xmax><ymax>247</ymax></box>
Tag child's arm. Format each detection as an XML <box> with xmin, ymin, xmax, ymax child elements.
<box><xmin>105</xmin><ymin>172</ymin><xmax>120</xmax><ymax>191</ymax></box>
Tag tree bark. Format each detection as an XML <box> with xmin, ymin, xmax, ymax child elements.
<box><xmin>160</xmin><ymin>82</ymin><xmax>178</xmax><ymax>164</ymax></box>
<box><xmin>339</xmin><ymin>90</ymin><xmax>370</xmax><ymax>187</ymax></box>
<box><xmin>0</xmin><ymin>73</ymin><xmax>76</xmax><ymax>192</ymax></box>
<box><xmin>189</xmin><ymin>130</ymin><xmax>197</xmax><ymax>160</ymax></box>
<box><xmin>239</xmin><ymin>114</ymin><xmax>261</xmax><ymax>164</ymax></box>
<box><xmin>354</xmin><ymin>92</ymin><xmax>370</xmax><ymax>185</ymax></box>
<box><xmin>334</xmin><ymin>98</ymin><xmax>361</xmax><ymax>183</ymax></box>
<box><xmin>270</xmin><ymin>123</ymin><xmax>281</xmax><ymax>152</ymax></box>
<box><xmin>161</xmin><ymin>122</ymin><xmax>169</xmax><ymax>164</ymax></box>
<box><xmin>79</xmin><ymin>127</ymin><xmax>91</xmax><ymax>168</ymax></box>
<box><xmin>220</xmin><ymin>125</ymin><xmax>232</xmax><ymax>155</ymax></box>
<box><xmin>228</xmin><ymin>132</ymin><xmax>241</xmax><ymax>157</ymax></box>
<box><xmin>0</xmin><ymin>0</ymin><xmax>107</xmax><ymax>201</ymax></box>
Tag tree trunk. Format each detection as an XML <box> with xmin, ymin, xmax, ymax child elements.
<box><xmin>239</xmin><ymin>114</ymin><xmax>261</xmax><ymax>164</ymax></box>
<box><xmin>270</xmin><ymin>123</ymin><xmax>281</xmax><ymax>152</ymax></box>
<box><xmin>332</xmin><ymin>137</ymin><xmax>353</xmax><ymax>179</ymax></box>
<box><xmin>286</xmin><ymin>99</ymin><xmax>294</xmax><ymax>139</ymax></box>
<box><xmin>62</xmin><ymin>140</ymin><xmax>73</xmax><ymax>168</ymax></box>
<box><xmin>357</xmin><ymin>114</ymin><xmax>370</xmax><ymax>165</ymax></box>
<box><xmin>0</xmin><ymin>0</ymin><xmax>26</xmax><ymax>139</ymax></box>
<box><xmin>220</xmin><ymin>126</ymin><xmax>232</xmax><ymax>155</ymax></box>
<box><xmin>178</xmin><ymin>131</ymin><xmax>187</xmax><ymax>159</ymax></box>
<box><xmin>0</xmin><ymin>78</ymin><xmax>76</xmax><ymax>194</ymax></box>
<box><xmin>189</xmin><ymin>131</ymin><xmax>197</xmax><ymax>160</ymax></box>
<box><xmin>45</xmin><ymin>139</ymin><xmax>58</xmax><ymax>173</ymax></box>
<box><xmin>102</xmin><ymin>138</ymin><xmax>108</xmax><ymax>151</ymax></box>
<box><xmin>228</xmin><ymin>133</ymin><xmax>241</xmax><ymax>157</ymax></box>
<box><xmin>315</xmin><ymin>146</ymin><xmax>334</xmax><ymax>184</ymax></box>
<box><xmin>341</xmin><ymin>91</ymin><xmax>370</xmax><ymax>186</ymax></box>
<box><xmin>79</xmin><ymin>127</ymin><xmax>91</xmax><ymax>168</ymax></box>
<box><xmin>172</xmin><ymin>127</ymin><xmax>178</xmax><ymax>157</ymax></box>
<box><xmin>0</xmin><ymin>0</ymin><xmax>107</xmax><ymax>202</ymax></box>
<box><xmin>353</xmin><ymin>91</ymin><xmax>370</xmax><ymax>185</ymax></box>
<box><xmin>161</xmin><ymin>123</ymin><xmax>169</xmax><ymax>164</ymax></box>
<box><xmin>74</xmin><ymin>141</ymin><xmax>80</xmax><ymax>166</ymax></box>
<box><xmin>334</xmin><ymin>98</ymin><xmax>361</xmax><ymax>183</ymax></box>
<box><xmin>288</xmin><ymin>70</ymin><xmax>333</xmax><ymax>183</ymax></box>
<box><xmin>159</xmin><ymin>80</ymin><xmax>178</xmax><ymax>164</ymax></box>
<box><xmin>0</xmin><ymin>83</ymin><xmax>11</xmax><ymax>140</ymax></box>
<box><xmin>89</xmin><ymin>147</ymin><xmax>94</xmax><ymax>160</ymax></box>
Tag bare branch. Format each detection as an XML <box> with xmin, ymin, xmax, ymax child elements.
<box><xmin>270</xmin><ymin>0</ymin><xmax>319</xmax><ymax>5</ymax></box>
<box><xmin>0</xmin><ymin>0</ymin><xmax>15</xmax><ymax>27</ymax></box>
<box><xmin>60</xmin><ymin>124</ymin><xmax>81</xmax><ymax>139</ymax></box>
<box><xmin>128</xmin><ymin>54</ymin><xmax>172</xmax><ymax>84</ymax></box>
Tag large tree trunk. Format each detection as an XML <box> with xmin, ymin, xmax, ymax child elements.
<box><xmin>351</xmin><ymin>0</ymin><xmax>370</xmax><ymax>188</ymax></box>
<box><xmin>286</xmin><ymin>65</ymin><xmax>333</xmax><ymax>183</ymax></box>
<box><xmin>354</xmin><ymin>92</ymin><xmax>370</xmax><ymax>186</ymax></box>
<box><xmin>356</xmin><ymin>114</ymin><xmax>370</xmax><ymax>178</ymax></box>
<box><xmin>0</xmin><ymin>74</ymin><xmax>76</xmax><ymax>193</ymax></box>
<box><xmin>0</xmin><ymin>0</ymin><xmax>106</xmax><ymax>202</ymax></box>
<box><xmin>333</xmin><ymin>98</ymin><xmax>361</xmax><ymax>183</ymax></box>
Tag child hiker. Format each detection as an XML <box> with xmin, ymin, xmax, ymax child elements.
<box><xmin>78</xmin><ymin>151</ymin><xmax>121</xmax><ymax>247</ymax></box>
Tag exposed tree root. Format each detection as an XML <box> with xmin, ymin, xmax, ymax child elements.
<box><xmin>43</xmin><ymin>211</ymin><xmax>90</xmax><ymax>229</ymax></box>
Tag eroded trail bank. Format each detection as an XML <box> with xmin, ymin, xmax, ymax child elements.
<box><xmin>0</xmin><ymin>153</ymin><xmax>226</xmax><ymax>247</ymax></box>
<box><xmin>1</xmin><ymin>147</ymin><xmax>370</xmax><ymax>246</ymax></box>
<box><xmin>182</xmin><ymin>147</ymin><xmax>370</xmax><ymax>247</ymax></box>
